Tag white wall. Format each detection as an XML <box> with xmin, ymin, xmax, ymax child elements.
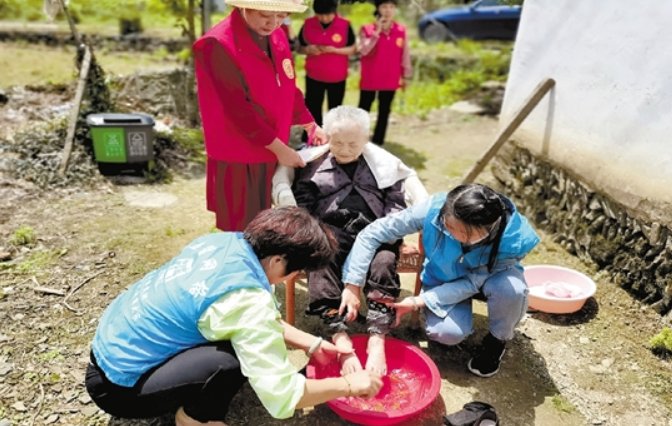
<box><xmin>501</xmin><ymin>0</ymin><xmax>672</xmax><ymax>215</ymax></box>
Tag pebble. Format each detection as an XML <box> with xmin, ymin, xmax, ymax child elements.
<box><xmin>81</xmin><ymin>406</ymin><xmax>99</xmax><ymax>417</ymax></box>
<box><xmin>579</xmin><ymin>337</ymin><xmax>590</xmax><ymax>344</ymax></box>
<box><xmin>44</xmin><ymin>414</ymin><xmax>59</xmax><ymax>424</ymax></box>
<box><xmin>11</xmin><ymin>401</ymin><xmax>27</xmax><ymax>412</ymax></box>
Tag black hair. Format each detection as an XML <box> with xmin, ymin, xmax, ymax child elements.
<box><xmin>439</xmin><ymin>183</ymin><xmax>510</xmax><ymax>272</ymax></box>
<box><xmin>244</xmin><ymin>207</ymin><xmax>338</xmax><ymax>274</ymax></box>
<box><xmin>375</xmin><ymin>0</ymin><xmax>397</xmax><ymax>7</ymax></box>
<box><xmin>373</xmin><ymin>0</ymin><xmax>397</xmax><ymax>16</ymax></box>
<box><xmin>313</xmin><ymin>0</ymin><xmax>339</xmax><ymax>14</ymax></box>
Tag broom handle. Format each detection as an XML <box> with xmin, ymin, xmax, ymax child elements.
<box><xmin>461</xmin><ymin>78</ymin><xmax>556</xmax><ymax>184</ymax></box>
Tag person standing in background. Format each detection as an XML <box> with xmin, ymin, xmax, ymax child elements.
<box><xmin>193</xmin><ymin>0</ymin><xmax>327</xmax><ymax>232</ymax></box>
<box><xmin>358</xmin><ymin>0</ymin><xmax>412</xmax><ymax>145</ymax></box>
<box><xmin>298</xmin><ymin>0</ymin><xmax>357</xmax><ymax>136</ymax></box>
<box><xmin>280</xmin><ymin>16</ymin><xmax>298</xmax><ymax>51</ymax></box>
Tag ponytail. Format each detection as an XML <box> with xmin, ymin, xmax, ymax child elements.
<box><xmin>442</xmin><ymin>184</ymin><xmax>510</xmax><ymax>272</ymax></box>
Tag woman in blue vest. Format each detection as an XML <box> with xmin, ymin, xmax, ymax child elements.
<box><xmin>85</xmin><ymin>207</ymin><xmax>383</xmax><ymax>426</ymax></box>
<box><xmin>341</xmin><ymin>184</ymin><xmax>540</xmax><ymax>378</ymax></box>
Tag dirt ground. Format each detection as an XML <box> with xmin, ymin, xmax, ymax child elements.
<box><xmin>1</xmin><ymin>106</ymin><xmax>671</xmax><ymax>426</ymax></box>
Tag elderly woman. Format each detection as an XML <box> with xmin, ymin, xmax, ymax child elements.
<box><xmin>193</xmin><ymin>0</ymin><xmax>327</xmax><ymax>232</ymax></box>
<box><xmin>85</xmin><ymin>208</ymin><xmax>383</xmax><ymax>426</ymax></box>
<box><xmin>273</xmin><ymin>106</ymin><xmax>427</xmax><ymax>376</ymax></box>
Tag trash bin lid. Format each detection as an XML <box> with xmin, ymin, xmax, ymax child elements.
<box><xmin>86</xmin><ymin>113</ymin><xmax>155</xmax><ymax>126</ymax></box>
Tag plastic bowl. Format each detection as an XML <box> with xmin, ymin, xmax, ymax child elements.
<box><xmin>524</xmin><ymin>265</ymin><xmax>597</xmax><ymax>314</ymax></box>
<box><xmin>307</xmin><ymin>335</ymin><xmax>441</xmax><ymax>426</ymax></box>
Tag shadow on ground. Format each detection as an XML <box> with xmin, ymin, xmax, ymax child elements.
<box><xmin>529</xmin><ymin>296</ymin><xmax>599</xmax><ymax>326</ymax></box>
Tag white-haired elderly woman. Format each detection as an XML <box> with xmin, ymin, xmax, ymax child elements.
<box><xmin>273</xmin><ymin>106</ymin><xmax>428</xmax><ymax>376</ymax></box>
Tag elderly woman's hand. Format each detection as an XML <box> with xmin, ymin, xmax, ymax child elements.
<box><xmin>339</xmin><ymin>284</ymin><xmax>361</xmax><ymax>322</ymax></box>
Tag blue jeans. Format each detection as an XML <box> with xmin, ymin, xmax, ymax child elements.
<box><xmin>423</xmin><ymin>264</ymin><xmax>528</xmax><ymax>345</ymax></box>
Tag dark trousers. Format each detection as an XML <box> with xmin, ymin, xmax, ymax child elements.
<box><xmin>358</xmin><ymin>89</ymin><xmax>397</xmax><ymax>145</ymax></box>
<box><xmin>307</xmin><ymin>224</ymin><xmax>401</xmax><ymax>334</ymax></box>
<box><xmin>305</xmin><ymin>75</ymin><xmax>347</xmax><ymax>126</ymax></box>
<box><xmin>85</xmin><ymin>343</ymin><xmax>246</xmax><ymax>422</ymax></box>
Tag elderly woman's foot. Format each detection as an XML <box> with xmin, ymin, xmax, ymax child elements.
<box><xmin>333</xmin><ymin>332</ymin><xmax>363</xmax><ymax>375</ymax></box>
<box><xmin>175</xmin><ymin>407</ymin><xmax>228</xmax><ymax>426</ymax></box>
<box><xmin>365</xmin><ymin>334</ymin><xmax>387</xmax><ymax>376</ymax></box>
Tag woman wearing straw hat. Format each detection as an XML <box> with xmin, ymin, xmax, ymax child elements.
<box><xmin>193</xmin><ymin>0</ymin><xmax>328</xmax><ymax>232</ymax></box>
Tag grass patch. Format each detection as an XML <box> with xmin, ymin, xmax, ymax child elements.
<box><xmin>0</xmin><ymin>41</ymin><xmax>180</xmax><ymax>88</ymax></box>
<box><xmin>551</xmin><ymin>394</ymin><xmax>576</xmax><ymax>414</ymax></box>
<box><xmin>384</xmin><ymin>142</ymin><xmax>428</xmax><ymax>171</ymax></box>
<box><xmin>10</xmin><ymin>225</ymin><xmax>36</xmax><ymax>246</ymax></box>
<box><xmin>650</xmin><ymin>327</ymin><xmax>672</xmax><ymax>357</ymax></box>
<box><xmin>14</xmin><ymin>249</ymin><xmax>60</xmax><ymax>274</ymax></box>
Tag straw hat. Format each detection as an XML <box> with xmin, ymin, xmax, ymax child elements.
<box><xmin>226</xmin><ymin>0</ymin><xmax>307</xmax><ymax>13</ymax></box>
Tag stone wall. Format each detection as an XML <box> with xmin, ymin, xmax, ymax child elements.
<box><xmin>111</xmin><ymin>68</ymin><xmax>194</xmax><ymax>122</ymax></box>
<box><xmin>492</xmin><ymin>143</ymin><xmax>672</xmax><ymax>317</ymax></box>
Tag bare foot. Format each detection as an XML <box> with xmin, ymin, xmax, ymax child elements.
<box><xmin>365</xmin><ymin>334</ymin><xmax>387</xmax><ymax>376</ymax></box>
<box><xmin>175</xmin><ymin>407</ymin><xmax>227</xmax><ymax>426</ymax></box>
<box><xmin>333</xmin><ymin>332</ymin><xmax>363</xmax><ymax>375</ymax></box>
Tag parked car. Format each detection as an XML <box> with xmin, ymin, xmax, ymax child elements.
<box><xmin>418</xmin><ymin>0</ymin><xmax>522</xmax><ymax>43</ymax></box>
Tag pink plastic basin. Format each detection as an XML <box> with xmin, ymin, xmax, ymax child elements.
<box><xmin>307</xmin><ymin>335</ymin><xmax>441</xmax><ymax>426</ymax></box>
<box><xmin>524</xmin><ymin>264</ymin><xmax>597</xmax><ymax>314</ymax></box>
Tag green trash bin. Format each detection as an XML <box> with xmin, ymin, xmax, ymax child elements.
<box><xmin>86</xmin><ymin>113</ymin><xmax>155</xmax><ymax>164</ymax></box>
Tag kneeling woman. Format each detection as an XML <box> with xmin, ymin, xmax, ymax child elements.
<box><xmin>85</xmin><ymin>207</ymin><xmax>382</xmax><ymax>426</ymax></box>
<box><xmin>343</xmin><ymin>184</ymin><xmax>540</xmax><ymax>378</ymax></box>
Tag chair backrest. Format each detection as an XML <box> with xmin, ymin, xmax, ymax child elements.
<box><xmin>271</xmin><ymin>143</ymin><xmax>429</xmax><ymax>208</ymax></box>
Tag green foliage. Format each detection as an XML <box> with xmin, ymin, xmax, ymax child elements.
<box><xmin>650</xmin><ymin>327</ymin><xmax>672</xmax><ymax>357</ymax></box>
<box><xmin>339</xmin><ymin>2</ymin><xmax>377</xmax><ymax>29</ymax></box>
<box><xmin>165</xmin><ymin>226</ymin><xmax>186</xmax><ymax>237</ymax></box>
<box><xmin>11</xmin><ymin>226</ymin><xmax>36</xmax><ymax>246</ymax></box>
<box><xmin>15</xmin><ymin>250</ymin><xmax>60</xmax><ymax>274</ymax></box>
<box><xmin>170</xmin><ymin>128</ymin><xmax>206</xmax><ymax>161</ymax></box>
<box><xmin>397</xmin><ymin>40</ymin><xmax>512</xmax><ymax>116</ymax></box>
<box><xmin>551</xmin><ymin>395</ymin><xmax>576</xmax><ymax>414</ymax></box>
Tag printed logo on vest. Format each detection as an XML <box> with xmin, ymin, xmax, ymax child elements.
<box><xmin>282</xmin><ymin>58</ymin><xmax>295</xmax><ymax>79</ymax></box>
<box><xmin>396</xmin><ymin>37</ymin><xmax>404</xmax><ymax>48</ymax></box>
<box><xmin>332</xmin><ymin>33</ymin><xmax>342</xmax><ymax>43</ymax></box>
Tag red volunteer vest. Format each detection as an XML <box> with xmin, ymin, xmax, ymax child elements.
<box><xmin>194</xmin><ymin>9</ymin><xmax>298</xmax><ymax>164</ymax></box>
<box><xmin>360</xmin><ymin>22</ymin><xmax>406</xmax><ymax>91</ymax></box>
<box><xmin>303</xmin><ymin>15</ymin><xmax>350</xmax><ymax>83</ymax></box>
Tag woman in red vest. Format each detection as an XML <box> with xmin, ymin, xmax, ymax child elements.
<box><xmin>193</xmin><ymin>0</ymin><xmax>327</xmax><ymax>232</ymax></box>
<box><xmin>298</xmin><ymin>0</ymin><xmax>356</xmax><ymax>129</ymax></box>
<box><xmin>358</xmin><ymin>0</ymin><xmax>413</xmax><ymax>145</ymax></box>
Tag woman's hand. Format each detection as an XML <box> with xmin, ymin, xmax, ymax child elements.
<box><xmin>305</xmin><ymin>123</ymin><xmax>327</xmax><ymax>146</ymax></box>
<box><xmin>266</xmin><ymin>139</ymin><xmax>306</xmax><ymax>168</ymax></box>
<box><xmin>386</xmin><ymin>296</ymin><xmax>424</xmax><ymax>327</ymax></box>
<box><xmin>304</xmin><ymin>44</ymin><xmax>321</xmax><ymax>56</ymax></box>
<box><xmin>312</xmin><ymin>339</ymin><xmax>353</xmax><ymax>366</ymax></box>
<box><xmin>339</xmin><ymin>284</ymin><xmax>361</xmax><ymax>322</ymax></box>
<box><xmin>345</xmin><ymin>370</ymin><xmax>383</xmax><ymax>399</ymax></box>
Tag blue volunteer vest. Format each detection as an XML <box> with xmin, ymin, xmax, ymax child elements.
<box><xmin>91</xmin><ymin>232</ymin><xmax>271</xmax><ymax>387</ymax></box>
<box><xmin>420</xmin><ymin>193</ymin><xmax>540</xmax><ymax>287</ymax></box>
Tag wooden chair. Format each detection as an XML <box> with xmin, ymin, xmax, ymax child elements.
<box><xmin>283</xmin><ymin>236</ymin><xmax>425</xmax><ymax>326</ymax></box>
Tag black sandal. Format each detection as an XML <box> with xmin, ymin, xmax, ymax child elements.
<box><xmin>443</xmin><ymin>401</ymin><xmax>499</xmax><ymax>426</ymax></box>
